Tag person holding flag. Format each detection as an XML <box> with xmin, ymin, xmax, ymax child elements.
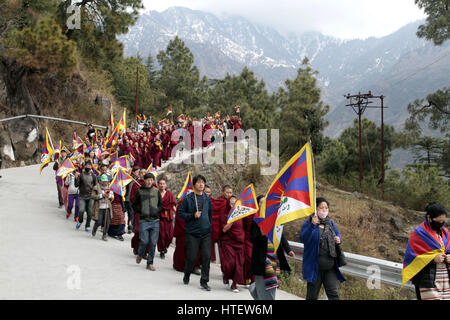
<box><xmin>220</xmin><ymin>184</ymin><xmax>259</xmax><ymax>293</ymax></box>
<box><xmin>53</xmin><ymin>149</ymin><xmax>68</xmax><ymax>208</ymax></box>
<box><xmin>91</xmin><ymin>174</ymin><xmax>114</xmax><ymax>241</ymax></box>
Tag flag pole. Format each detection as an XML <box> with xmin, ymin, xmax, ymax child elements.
<box><xmin>309</xmin><ymin>138</ymin><xmax>317</xmax><ymax>217</ymax></box>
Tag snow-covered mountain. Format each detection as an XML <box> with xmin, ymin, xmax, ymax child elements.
<box><xmin>118</xmin><ymin>6</ymin><xmax>450</xmax><ymax>137</ymax></box>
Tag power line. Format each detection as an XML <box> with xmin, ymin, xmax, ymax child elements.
<box><xmin>390</xmin><ymin>50</ymin><xmax>450</xmax><ymax>88</ymax></box>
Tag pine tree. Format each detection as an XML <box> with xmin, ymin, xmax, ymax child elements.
<box><xmin>278</xmin><ymin>58</ymin><xmax>329</xmax><ymax>158</ymax></box>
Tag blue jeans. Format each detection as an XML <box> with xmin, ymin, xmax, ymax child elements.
<box><xmin>138</xmin><ymin>220</ymin><xmax>159</xmax><ymax>265</ymax></box>
<box><xmin>78</xmin><ymin>196</ymin><xmax>93</xmax><ymax>228</ymax></box>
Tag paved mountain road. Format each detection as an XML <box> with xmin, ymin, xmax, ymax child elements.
<box><xmin>0</xmin><ymin>164</ymin><xmax>301</xmax><ymax>300</ymax></box>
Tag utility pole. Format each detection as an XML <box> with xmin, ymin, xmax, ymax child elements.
<box><xmin>344</xmin><ymin>91</ymin><xmax>386</xmax><ymax>196</ymax></box>
<box><xmin>135</xmin><ymin>66</ymin><xmax>139</xmax><ymax>125</ymax></box>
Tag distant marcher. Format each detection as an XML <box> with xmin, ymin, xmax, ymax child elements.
<box><xmin>179</xmin><ymin>174</ymin><xmax>213</xmax><ymax>291</ymax></box>
<box><xmin>300</xmin><ymin>197</ymin><xmax>345</xmax><ymax>300</ymax></box>
<box><xmin>65</xmin><ymin>169</ymin><xmax>80</xmax><ymax>221</ymax></box>
<box><xmin>91</xmin><ymin>174</ymin><xmax>114</xmax><ymax>241</ymax></box>
<box><xmin>53</xmin><ymin>149</ymin><xmax>68</xmax><ymax>208</ymax></box>
<box><xmin>132</xmin><ymin>173</ymin><xmax>163</xmax><ymax>271</ymax></box>
<box><xmin>403</xmin><ymin>202</ymin><xmax>450</xmax><ymax>300</ymax></box>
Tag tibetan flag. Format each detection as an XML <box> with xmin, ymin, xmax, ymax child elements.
<box><xmin>108</xmin><ymin>105</ymin><xmax>114</xmax><ymax>130</ymax></box>
<box><xmin>109</xmin><ymin>151</ymin><xmax>119</xmax><ymax>164</ymax></box>
<box><xmin>155</xmin><ymin>138</ymin><xmax>163</xmax><ymax>151</ymax></box>
<box><xmin>214</xmin><ymin>111</ymin><xmax>221</xmax><ymax>119</ymax></box>
<box><xmin>56</xmin><ymin>159</ymin><xmax>76</xmax><ymax>178</ymax></box>
<box><xmin>227</xmin><ymin>184</ymin><xmax>259</xmax><ymax>224</ymax></box>
<box><xmin>401</xmin><ymin>222</ymin><xmax>450</xmax><ymax>287</ymax></box>
<box><xmin>177</xmin><ymin>171</ymin><xmax>193</xmax><ymax>200</ymax></box>
<box><xmin>167</xmin><ymin>107</ymin><xmax>173</xmax><ymax>115</ymax></box>
<box><xmin>110</xmin><ymin>156</ymin><xmax>128</xmax><ymax>173</ymax></box>
<box><xmin>234</xmin><ymin>105</ymin><xmax>240</xmax><ymax>113</ymax></box>
<box><xmin>53</xmin><ymin>140</ymin><xmax>61</xmax><ymax>161</ymax></box>
<box><xmin>69</xmin><ymin>151</ymin><xmax>84</xmax><ymax>162</ymax></box>
<box><xmin>109</xmin><ymin>167</ymin><xmax>134</xmax><ymax>199</ymax></box>
<box><xmin>117</xmin><ymin>109</ymin><xmax>126</xmax><ymax>133</ymax></box>
<box><xmin>255</xmin><ymin>141</ymin><xmax>315</xmax><ymax>251</ymax></box>
<box><xmin>105</xmin><ymin>125</ymin><xmax>119</xmax><ymax>149</ymax></box>
<box><xmin>40</xmin><ymin>129</ymin><xmax>54</xmax><ymax>174</ymax></box>
<box><xmin>56</xmin><ymin>175</ymin><xmax>64</xmax><ymax>188</ymax></box>
<box><xmin>177</xmin><ymin>114</ymin><xmax>186</xmax><ymax>123</ymax></box>
<box><xmin>146</xmin><ymin>163</ymin><xmax>158</xmax><ymax>177</ymax></box>
<box><xmin>92</xmin><ymin>164</ymin><xmax>100</xmax><ymax>176</ymax></box>
<box><xmin>76</xmin><ymin>137</ymin><xmax>84</xmax><ymax>154</ymax></box>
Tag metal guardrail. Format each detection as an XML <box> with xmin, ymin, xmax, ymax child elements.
<box><xmin>0</xmin><ymin>114</ymin><xmax>106</xmax><ymax>129</ymax></box>
<box><xmin>288</xmin><ymin>241</ymin><xmax>414</xmax><ymax>290</ymax></box>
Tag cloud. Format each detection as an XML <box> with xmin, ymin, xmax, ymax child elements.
<box><xmin>142</xmin><ymin>0</ymin><xmax>426</xmax><ymax>39</ymax></box>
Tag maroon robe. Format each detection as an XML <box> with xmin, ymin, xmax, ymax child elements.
<box><xmin>203</xmin><ymin>124</ymin><xmax>212</xmax><ymax>147</ymax></box>
<box><xmin>157</xmin><ymin>190</ymin><xmax>176</xmax><ymax>253</ymax></box>
<box><xmin>173</xmin><ymin>201</ymin><xmax>201</xmax><ymax>272</ymax></box>
<box><xmin>187</xmin><ymin>125</ymin><xmax>194</xmax><ymax>151</ymax></box>
<box><xmin>210</xmin><ymin>196</ymin><xmax>229</xmax><ymax>262</ymax></box>
<box><xmin>162</xmin><ymin>133</ymin><xmax>170</xmax><ymax>161</ymax></box>
<box><xmin>219</xmin><ymin>206</ymin><xmax>246</xmax><ymax>285</ymax></box>
<box><xmin>152</xmin><ymin>143</ymin><xmax>162</xmax><ymax>168</ymax></box>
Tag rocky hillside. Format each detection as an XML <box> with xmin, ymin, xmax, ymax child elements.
<box><xmin>0</xmin><ymin>60</ymin><xmax>117</xmax><ymax>169</ymax></box>
<box><xmin>158</xmin><ymin>144</ymin><xmax>437</xmax><ymax>263</ymax></box>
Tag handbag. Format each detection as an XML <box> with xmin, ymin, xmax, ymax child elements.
<box><xmin>335</xmin><ymin>244</ymin><xmax>347</xmax><ymax>267</ymax></box>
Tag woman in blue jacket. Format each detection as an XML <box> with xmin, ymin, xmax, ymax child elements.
<box><xmin>300</xmin><ymin>197</ymin><xmax>345</xmax><ymax>300</ymax></box>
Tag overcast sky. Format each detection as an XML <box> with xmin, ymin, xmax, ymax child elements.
<box><xmin>141</xmin><ymin>0</ymin><xmax>426</xmax><ymax>40</ymax></box>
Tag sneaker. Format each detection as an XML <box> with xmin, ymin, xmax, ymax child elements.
<box><xmin>85</xmin><ymin>227</ymin><xmax>91</xmax><ymax>233</ymax></box>
<box><xmin>200</xmin><ymin>282</ymin><xmax>211</xmax><ymax>291</ymax></box>
<box><xmin>92</xmin><ymin>228</ymin><xmax>97</xmax><ymax>237</ymax></box>
<box><xmin>147</xmin><ymin>264</ymin><xmax>156</xmax><ymax>271</ymax></box>
<box><xmin>223</xmin><ymin>279</ymin><xmax>230</xmax><ymax>288</ymax></box>
<box><xmin>118</xmin><ymin>235</ymin><xmax>124</xmax><ymax>241</ymax></box>
<box><xmin>66</xmin><ymin>213</ymin><xmax>70</xmax><ymax>219</ymax></box>
<box><xmin>58</xmin><ymin>204</ymin><xmax>63</xmax><ymax>208</ymax></box>
<box><xmin>192</xmin><ymin>267</ymin><xmax>201</xmax><ymax>275</ymax></box>
<box><xmin>74</xmin><ymin>217</ymin><xmax>79</xmax><ymax>222</ymax></box>
<box><xmin>136</xmin><ymin>255</ymin><xmax>142</xmax><ymax>264</ymax></box>
<box><xmin>231</xmin><ymin>283</ymin><xmax>239</xmax><ymax>293</ymax></box>
<box><xmin>160</xmin><ymin>252</ymin><xmax>165</xmax><ymax>259</ymax></box>
<box><xmin>127</xmin><ymin>229</ymin><xmax>133</xmax><ymax>234</ymax></box>
<box><xmin>133</xmin><ymin>249</ymin><xmax>138</xmax><ymax>255</ymax></box>
<box><xmin>183</xmin><ymin>275</ymin><xmax>190</xmax><ymax>285</ymax></box>
<box><xmin>76</xmin><ymin>222</ymin><xmax>81</xmax><ymax>230</ymax></box>
<box><xmin>102</xmin><ymin>235</ymin><xmax>108</xmax><ymax>241</ymax></box>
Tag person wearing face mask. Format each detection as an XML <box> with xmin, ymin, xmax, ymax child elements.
<box><xmin>300</xmin><ymin>197</ymin><xmax>346</xmax><ymax>300</ymax></box>
<box><xmin>403</xmin><ymin>202</ymin><xmax>450</xmax><ymax>300</ymax></box>
<box><xmin>74</xmin><ymin>160</ymin><xmax>98</xmax><ymax>232</ymax></box>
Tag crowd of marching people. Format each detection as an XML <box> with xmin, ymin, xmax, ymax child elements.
<box><xmin>44</xmin><ymin>109</ymin><xmax>450</xmax><ymax>301</ymax></box>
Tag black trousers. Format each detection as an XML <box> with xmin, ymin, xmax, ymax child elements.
<box><xmin>56</xmin><ymin>180</ymin><xmax>63</xmax><ymax>206</ymax></box>
<box><xmin>306</xmin><ymin>267</ymin><xmax>340</xmax><ymax>300</ymax></box>
<box><xmin>184</xmin><ymin>233</ymin><xmax>211</xmax><ymax>284</ymax></box>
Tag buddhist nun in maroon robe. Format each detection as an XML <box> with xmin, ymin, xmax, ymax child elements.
<box><xmin>210</xmin><ymin>195</ymin><xmax>230</xmax><ymax>262</ymax></box>
<box><xmin>219</xmin><ymin>197</ymin><xmax>246</xmax><ymax>286</ymax></box>
<box><xmin>157</xmin><ymin>179</ymin><xmax>176</xmax><ymax>255</ymax></box>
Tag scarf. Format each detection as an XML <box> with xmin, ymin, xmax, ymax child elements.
<box><xmin>264</xmin><ymin>242</ymin><xmax>281</xmax><ymax>291</ymax></box>
<box><xmin>319</xmin><ymin>216</ymin><xmax>337</xmax><ymax>258</ymax></box>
